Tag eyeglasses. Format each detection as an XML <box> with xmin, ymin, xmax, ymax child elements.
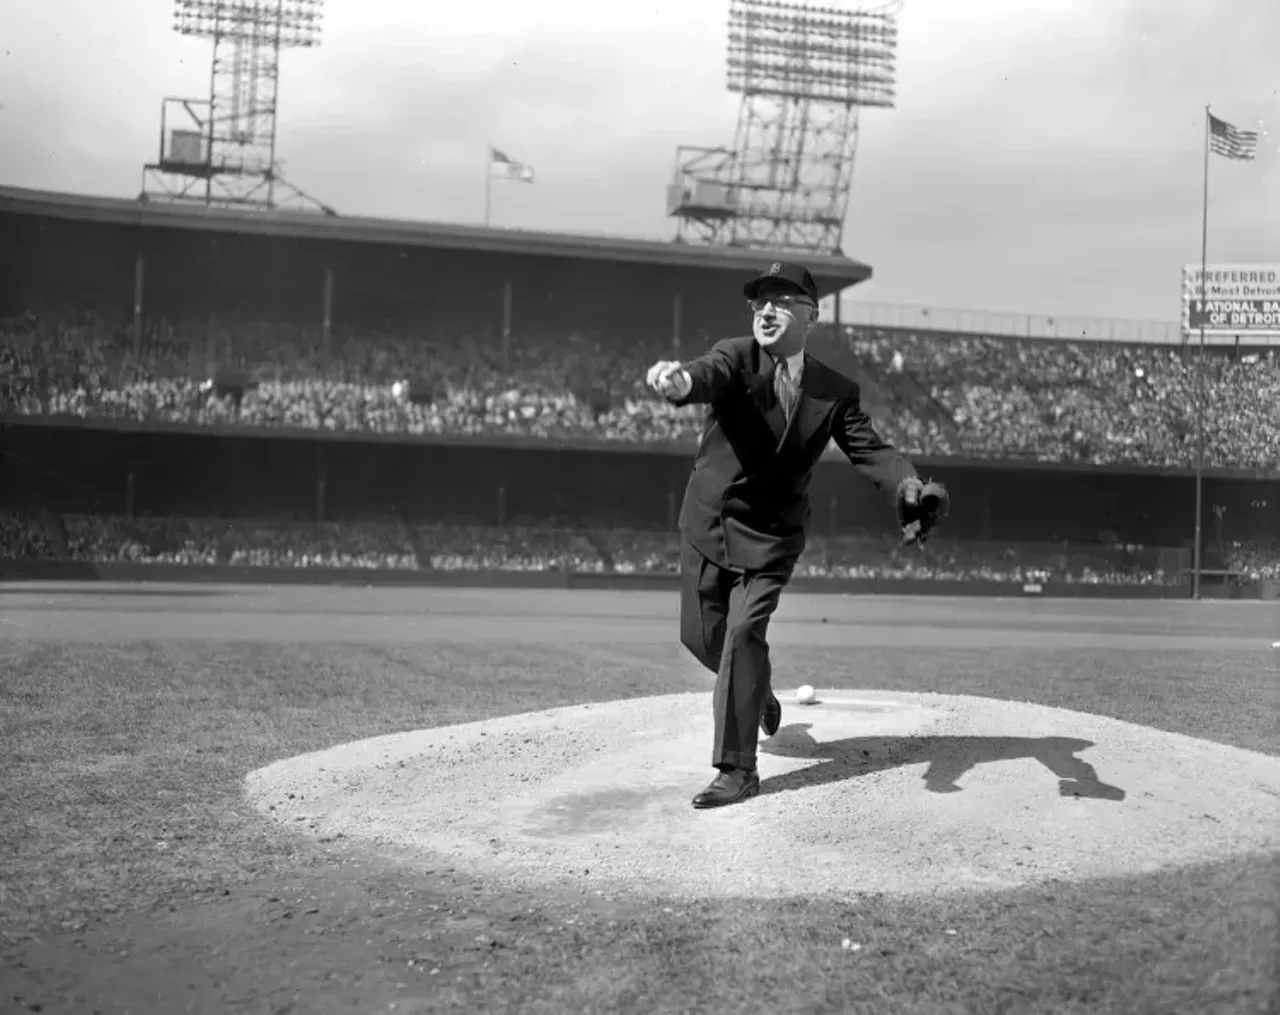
<box><xmin>749</xmin><ymin>294</ymin><xmax>814</xmax><ymax>313</ymax></box>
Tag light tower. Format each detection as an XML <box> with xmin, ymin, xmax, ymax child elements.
<box><xmin>668</xmin><ymin>0</ymin><xmax>900</xmax><ymax>254</ymax></box>
<box><xmin>140</xmin><ymin>0</ymin><xmax>335</xmax><ymax>214</ymax></box>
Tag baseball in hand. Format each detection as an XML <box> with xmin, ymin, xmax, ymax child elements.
<box><xmin>646</xmin><ymin>360</ymin><xmax>691</xmax><ymax>400</ymax></box>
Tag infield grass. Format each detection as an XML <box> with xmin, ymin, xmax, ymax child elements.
<box><xmin>1</xmin><ymin>634</ymin><xmax>1277</xmax><ymax>1014</ymax></box>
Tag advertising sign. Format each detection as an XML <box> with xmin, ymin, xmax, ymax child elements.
<box><xmin>1182</xmin><ymin>264</ymin><xmax>1280</xmax><ymax>342</ymax></box>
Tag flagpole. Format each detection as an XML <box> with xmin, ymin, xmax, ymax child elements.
<box><xmin>1192</xmin><ymin>104</ymin><xmax>1210</xmax><ymax>601</ymax></box>
<box><xmin>484</xmin><ymin>146</ymin><xmax>492</xmax><ymax>228</ymax></box>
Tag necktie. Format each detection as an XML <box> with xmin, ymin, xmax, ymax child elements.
<box><xmin>774</xmin><ymin>359</ymin><xmax>796</xmax><ymax>418</ymax></box>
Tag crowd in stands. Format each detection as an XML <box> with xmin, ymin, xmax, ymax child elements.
<box><xmin>856</xmin><ymin>330</ymin><xmax>1280</xmax><ymax>469</ymax></box>
<box><xmin>5</xmin><ymin>510</ymin><xmax>1276</xmax><ymax>585</ymax></box>
<box><xmin>0</xmin><ymin>510</ymin><xmax>57</xmax><ymax>560</ymax></box>
<box><xmin>1225</xmin><ymin>540</ymin><xmax>1280</xmax><ymax>581</ymax></box>
<box><xmin>0</xmin><ymin>312</ymin><xmax>705</xmax><ymax>445</ymax></box>
<box><xmin>2</xmin><ymin>310</ymin><xmax>1278</xmax><ymax>470</ymax></box>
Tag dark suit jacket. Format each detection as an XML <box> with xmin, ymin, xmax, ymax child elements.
<box><xmin>671</xmin><ymin>335</ymin><xmax>918</xmax><ymax>573</ymax></box>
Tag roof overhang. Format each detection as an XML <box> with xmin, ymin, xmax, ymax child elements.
<box><xmin>0</xmin><ymin>185</ymin><xmax>872</xmax><ymax>296</ymax></box>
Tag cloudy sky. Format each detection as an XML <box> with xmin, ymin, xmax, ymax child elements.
<box><xmin>1</xmin><ymin>0</ymin><xmax>1275</xmax><ymax>324</ymax></box>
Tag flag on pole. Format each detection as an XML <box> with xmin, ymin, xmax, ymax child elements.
<box><xmin>1208</xmin><ymin>114</ymin><xmax>1259</xmax><ymax>160</ymax></box>
<box><xmin>489</xmin><ymin>147</ymin><xmax>535</xmax><ymax>183</ymax></box>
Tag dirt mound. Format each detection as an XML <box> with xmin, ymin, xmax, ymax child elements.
<box><xmin>245</xmin><ymin>691</ymin><xmax>1280</xmax><ymax>900</ymax></box>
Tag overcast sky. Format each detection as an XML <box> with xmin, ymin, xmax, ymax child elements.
<box><xmin>1</xmin><ymin>0</ymin><xmax>1275</xmax><ymax>324</ymax></box>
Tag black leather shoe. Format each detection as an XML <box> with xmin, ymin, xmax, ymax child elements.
<box><xmin>761</xmin><ymin>692</ymin><xmax>782</xmax><ymax>737</ymax></box>
<box><xmin>692</xmin><ymin>767</ymin><xmax>760</xmax><ymax>809</ymax></box>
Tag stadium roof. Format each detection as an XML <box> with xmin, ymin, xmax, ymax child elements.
<box><xmin>0</xmin><ymin>185</ymin><xmax>873</xmax><ymax>294</ymax></box>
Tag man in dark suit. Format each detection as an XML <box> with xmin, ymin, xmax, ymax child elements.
<box><xmin>646</xmin><ymin>262</ymin><xmax>931</xmax><ymax>809</ymax></box>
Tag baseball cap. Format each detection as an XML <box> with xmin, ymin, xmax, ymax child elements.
<box><xmin>743</xmin><ymin>262</ymin><xmax>819</xmax><ymax>304</ymax></box>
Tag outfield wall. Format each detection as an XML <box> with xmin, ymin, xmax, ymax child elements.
<box><xmin>5</xmin><ymin>559</ymin><xmax>1273</xmax><ymax>599</ymax></box>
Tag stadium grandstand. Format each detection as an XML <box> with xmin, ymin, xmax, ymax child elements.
<box><xmin>1</xmin><ymin>184</ymin><xmax>1277</xmax><ymax>594</ymax></box>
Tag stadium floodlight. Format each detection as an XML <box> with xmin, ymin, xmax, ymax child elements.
<box><xmin>668</xmin><ymin>0</ymin><xmax>902</xmax><ymax>254</ymax></box>
<box><xmin>173</xmin><ymin>0</ymin><xmax>324</xmax><ymax>47</ymax></box>
<box><xmin>141</xmin><ymin>0</ymin><xmax>335</xmax><ymax>214</ymax></box>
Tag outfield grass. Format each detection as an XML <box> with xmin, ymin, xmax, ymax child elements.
<box><xmin>1</xmin><ymin>635</ymin><xmax>1277</xmax><ymax>1014</ymax></box>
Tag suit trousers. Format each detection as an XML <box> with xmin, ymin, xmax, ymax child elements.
<box><xmin>679</xmin><ymin>537</ymin><xmax>791</xmax><ymax>771</ymax></box>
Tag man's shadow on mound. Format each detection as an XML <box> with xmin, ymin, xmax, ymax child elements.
<box><xmin>759</xmin><ymin>724</ymin><xmax>1126</xmax><ymax>801</ymax></box>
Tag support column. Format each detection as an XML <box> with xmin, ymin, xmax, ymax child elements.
<box><xmin>672</xmin><ymin>292</ymin><xmax>682</xmax><ymax>357</ymax></box>
<box><xmin>132</xmin><ymin>254</ymin><xmax>144</xmax><ymax>357</ymax></box>
<box><xmin>315</xmin><ymin>444</ymin><xmax>327</xmax><ymax>524</ymax></box>
<box><xmin>322</xmin><ymin>268</ymin><xmax>334</xmax><ymax>357</ymax></box>
<box><xmin>501</xmin><ymin>279</ymin><xmax>513</xmax><ymax>365</ymax></box>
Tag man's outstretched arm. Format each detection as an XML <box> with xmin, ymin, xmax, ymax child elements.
<box><xmin>646</xmin><ymin>339</ymin><xmax>741</xmax><ymax>405</ymax></box>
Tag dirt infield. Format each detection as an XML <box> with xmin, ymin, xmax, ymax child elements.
<box><xmin>244</xmin><ymin>688</ymin><xmax>1280</xmax><ymax>902</ymax></box>
<box><xmin>0</xmin><ymin>583</ymin><xmax>1274</xmax><ymax>650</ymax></box>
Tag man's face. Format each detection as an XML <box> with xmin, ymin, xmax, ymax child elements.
<box><xmin>750</xmin><ymin>283</ymin><xmax>816</xmax><ymax>350</ymax></box>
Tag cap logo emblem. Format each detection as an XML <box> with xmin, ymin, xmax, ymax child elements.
<box><xmin>768</xmin><ymin>263</ymin><xmax>782</xmax><ymax>275</ymax></box>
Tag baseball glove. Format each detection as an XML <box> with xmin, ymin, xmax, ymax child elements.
<box><xmin>897</xmin><ymin>477</ymin><xmax>950</xmax><ymax>546</ymax></box>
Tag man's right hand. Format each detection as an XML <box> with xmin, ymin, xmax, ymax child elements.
<box><xmin>646</xmin><ymin>360</ymin><xmax>692</xmax><ymax>401</ymax></box>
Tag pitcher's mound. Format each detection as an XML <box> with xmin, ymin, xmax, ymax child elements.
<box><xmin>245</xmin><ymin>691</ymin><xmax>1280</xmax><ymax>900</ymax></box>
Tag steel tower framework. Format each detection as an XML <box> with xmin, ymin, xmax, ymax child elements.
<box><xmin>668</xmin><ymin>0</ymin><xmax>900</xmax><ymax>254</ymax></box>
<box><xmin>141</xmin><ymin>0</ymin><xmax>335</xmax><ymax>214</ymax></box>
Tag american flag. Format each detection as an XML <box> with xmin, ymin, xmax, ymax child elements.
<box><xmin>490</xmin><ymin>147</ymin><xmax>535</xmax><ymax>183</ymax></box>
<box><xmin>1208</xmin><ymin>113</ymin><xmax>1259</xmax><ymax>160</ymax></box>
